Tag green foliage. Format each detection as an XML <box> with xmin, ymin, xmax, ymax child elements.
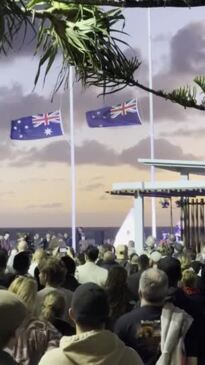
<box><xmin>194</xmin><ymin>76</ymin><xmax>205</xmax><ymax>94</ymax></box>
<box><xmin>167</xmin><ymin>85</ymin><xmax>197</xmax><ymax>108</ymax></box>
<box><xmin>1</xmin><ymin>0</ymin><xmax>205</xmax><ymax>112</ymax></box>
<box><xmin>30</xmin><ymin>1</ymin><xmax>140</xmax><ymax>93</ymax></box>
<box><xmin>0</xmin><ymin>0</ymin><xmax>140</xmax><ymax>94</ymax></box>
<box><xmin>0</xmin><ymin>0</ymin><xmax>32</xmax><ymax>54</ymax></box>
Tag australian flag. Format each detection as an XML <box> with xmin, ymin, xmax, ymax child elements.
<box><xmin>10</xmin><ymin>111</ymin><xmax>63</xmax><ymax>140</ymax></box>
<box><xmin>86</xmin><ymin>99</ymin><xmax>142</xmax><ymax>128</ymax></box>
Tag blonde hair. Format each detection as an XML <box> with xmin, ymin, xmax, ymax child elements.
<box><xmin>32</xmin><ymin>248</ymin><xmax>46</xmax><ymax>263</ymax></box>
<box><xmin>40</xmin><ymin>291</ymin><xmax>66</xmax><ymax>322</ymax></box>
<box><xmin>182</xmin><ymin>269</ymin><xmax>197</xmax><ymax>288</ymax></box>
<box><xmin>179</xmin><ymin>255</ymin><xmax>191</xmax><ymax>271</ymax></box>
<box><xmin>8</xmin><ymin>276</ymin><xmax>37</xmax><ymax>313</ymax></box>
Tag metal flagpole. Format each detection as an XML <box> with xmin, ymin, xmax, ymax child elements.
<box><xmin>147</xmin><ymin>8</ymin><xmax>157</xmax><ymax>238</ymax></box>
<box><xmin>69</xmin><ymin>66</ymin><xmax>76</xmax><ymax>252</ymax></box>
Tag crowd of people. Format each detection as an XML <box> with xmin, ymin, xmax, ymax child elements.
<box><xmin>0</xmin><ymin>232</ymin><xmax>205</xmax><ymax>365</ymax></box>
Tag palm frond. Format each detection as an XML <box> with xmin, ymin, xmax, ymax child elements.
<box><xmin>0</xmin><ymin>0</ymin><xmax>34</xmax><ymax>54</ymax></box>
<box><xmin>26</xmin><ymin>1</ymin><xmax>140</xmax><ymax>93</ymax></box>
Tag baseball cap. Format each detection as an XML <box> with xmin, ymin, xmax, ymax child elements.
<box><xmin>115</xmin><ymin>245</ymin><xmax>128</xmax><ymax>260</ymax></box>
<box><xmin>71</xmin><ymin>283</ymin><xmax>109</xmax><ymax>325</ymax></box>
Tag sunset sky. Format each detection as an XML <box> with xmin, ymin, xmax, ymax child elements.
<box><xmin>0</xmin><ymin>6</ymin><xmax>205</xmax><ymax>228</ymax></box>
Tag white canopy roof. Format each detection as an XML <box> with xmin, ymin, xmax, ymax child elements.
<box><xmin>138</xmin><ymin>159</ymin><xmax>205</xmax><ymax>176</ymax></box>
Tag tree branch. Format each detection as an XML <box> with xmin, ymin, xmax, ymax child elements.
<box><xmin>129</xmin><ymin>80</ymin><xmax>205</xmax><ymax>111</ymax></box>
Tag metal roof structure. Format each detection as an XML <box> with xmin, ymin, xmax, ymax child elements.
<box><xmin>108</xmin><ymin>180</ymin><xmax>205</xmax><ymax>198</ymax></box>
<box><xmin>138</xmin><ymin>159</ymin><xmax>205</xmax><ymax>176</ymax></box>
<box><xmin>108</xmin><ymin>159</ymin><xmax>205</xmax><ymax>252</ymax></box>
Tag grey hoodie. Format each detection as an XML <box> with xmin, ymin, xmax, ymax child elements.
<box><xmin>39</xmin><ymin>329</ymin><xmax>143</xmax><ymax>365</ymax></box>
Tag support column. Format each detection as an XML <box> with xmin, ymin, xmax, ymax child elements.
<box><xmin>134</xmin><ymin>193</ymin><xmax>144</xmax><ymax>254</ymax></box>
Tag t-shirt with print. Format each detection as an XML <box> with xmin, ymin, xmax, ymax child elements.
<box><xmin>114</xmin><ymin>305</ymin><xmax>162</xmax><ymax>365</ymax></box>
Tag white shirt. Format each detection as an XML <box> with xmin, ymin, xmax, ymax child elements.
<box><xmin>75</xmin><ymin>261</ymin><xmax>108</xmax><ymax>287</ymax></box>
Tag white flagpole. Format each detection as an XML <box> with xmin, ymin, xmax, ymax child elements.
<box><xmin>69</xmin><ymin>66</ymin><xmax>76</xmax><ymax>252</ymax></box>
<box><xmin>147</xmin><ymin>8</ymin><xmax>157</xmax><ymax>238</ymax></box>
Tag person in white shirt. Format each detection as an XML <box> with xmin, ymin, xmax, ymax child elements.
<box><xmin>75</xmin><ymin>245</ymin><xmax>108</xmax><ymax>287</ymax></box>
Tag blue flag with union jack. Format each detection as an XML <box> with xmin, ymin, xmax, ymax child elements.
<box><xmin>10</xmin><ymin>111</ymin><xmax>63</xmax><ymax>140</ymax></box>
<box><xmin>86</xmin><ymin>99</ymin><xmax>142</xmax><ymax>128</ymax></box>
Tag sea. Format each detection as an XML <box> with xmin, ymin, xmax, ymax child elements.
<box><xmin>0</xmin><ymin>226</ymin><xmax>171</xmax><ymax>242</ymax></box>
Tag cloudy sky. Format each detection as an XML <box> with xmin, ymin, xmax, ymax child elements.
<box><xmin>0</xmin><ymin>6</ymin><xmax>205</xmax><ymax>228</ymax></box>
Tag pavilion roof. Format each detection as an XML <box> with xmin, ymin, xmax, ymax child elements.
<box><xmin>107</xmin><ymin>180</ymin><xmax>205</xmax><ymax>198</ymax></box>
<box><xmin>138</xmin><ymin>159</ymin><xmax>205</xmax><ymax>176</ymax></box>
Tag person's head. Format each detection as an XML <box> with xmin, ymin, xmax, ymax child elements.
<box><xmin>150</xmin><ymin>251</ymin><xmax>162</xmax><ymax>267</ymax></box>
<box><xmin>190</xmin><ymin>261</ymin><xmax>202</xmax><ymax>275</ymax></box>
<box><xmin>115</xmin><ymin>245</ymin><xmax>128</xmax><ymax>261</ymax></box>
<box><xmin>186</xmin><ymin>249</ymin><xmax>196</xmax><ymax>262</ymax></box>
<box><xmin>0</xmin><ymin>249</ymin><xmax>8</xmax><ymax>273</ymax></box>
<box><xmin>127</xmin><ymin>253</ymin><xmax>139</xmax><ymax>275</ymax></box>
<box><xmin>32</xmin><ymin>248</ymin><xmax>46</xmax><ymax>264</ymax></box>
<box><xmin>46</xmin><ymin>233</ymin><xmax>51</xmax><ymax>241</ymax></box>
<box><xmin>105</xmin><ymin>266</ymin><xmax>127</xmax><ymax>290</ymax></box>
<box><xmin>85</xmin><ymin>245</ymin><xmax>99</xmax><ymax>263</ymax></box>
<box><xmin>157</xmin><ymin>256</ymin><xmax>181</xmax><ymax>287</ymax></box>
<box><xmin>38</xmin><ymin>257</ymin><xmax>66</xmax><ymax>287</ymax></box>
<box><xmin>69</xmin><ymin>283</ymin><xmax>109</xmax><ymax>333</ymax></box>
<box><xmin>167</xmin><ymin>234</ymin><xmax>176</xmax><ymax>244</ymax></box>
<box><xmin>17</xmin><ymin>239</ymin><xmax>28</xmax><ymax>252</ymax></box>
<box><xmin>13</xmin><ymin>252</ymin><xmax>30</xmax><ymax>275</ymax></box>
<box><xmin>139</xmin><ymin>268</ymin><xmax>168</xmax><ymax>305</ymax></box>
<box><xmin>103</xmin><ymin>251</ymin><xmax>115</xmax><ymax>263</ymax></box>
<box><xmin>76</xmin><ymin>252</ymin><xmax>86</xmax><ymax>266</ymax></box>
<box><xmin>97</xmin><ymin>245</ymin><xmax>106</xmax><ymax>261</ymax></box>
<box><xmin>138</xmin><ymin>254</ymin><xmax>149</xmax><ymax>271</ymax></box>
<box><xmin>0</xmin><ymin>290</ymin><xmax>27</xmax><ymax>349</ymax></box>
<box><xmin>34</xmin><ymin>233</ymin><xmax>39</xmax><ymax>240</ymax></box>
<box><xmin>40</xmin><ymin>291</ymin><xmax>66</xmax><ymax>323</ymax></box>
<box><xmin>182</xmin><ymin>269</ymin><xmax>198</xmax><ymax>289</ymax></box>
<box><xmin>145</xmin><ymin>236</ymin><xmax>156</xmax><ymax>249</ymax></box>
<box><xmin>174</xmin><ymin>242</ymin><xmax>184</xmax><ymax>254</ymax></box>
<box><xmin>4</xmin><ymin>232</ymin><xmax>10</xmax><ymax>240</ymax></box>
<box><xmin>128</xmin><ymin>240</ymin><xmax>135</xmax><ymax>248</ymax></box>
<box><xmin>8</xmin><ymin>276</ymin><xmax>37</xmax><ymax>313</ymax></box>
<box><xmin>130</xmin><ymin>253</ymin><xmax>138</xmax><ymax>264</ymax></box>
<box><xmin>179</xmin><ymin>254</ymin><xmax>191</xmax><ymax>272</ymax></box>
<box><xmin>61</xmin><ymin>255</ymin><xmax>76</xmax><ymax>276</ymax></box>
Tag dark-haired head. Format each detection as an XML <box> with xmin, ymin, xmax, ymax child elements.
<box><xmin>157</xmin><ymin>256</ymin><xmax>181</xmax><ymax>287</ymax></box>
<box><xmin>70</xmin><ymin>283</ymin><xmax>109</xmax><ymax>330</ymax></box>
<box><xmin>138</xmin><ymin>254</ymin><xmax>149</xmax><ymax>271</ymax></box>
<box><xmin>13</xmin><ymin>252</ymin><xmax>30</xmax><ymax>275</ymax></box>
<box><xmin>85</xmin><ymin>245</ymin><xmax>99</xmax><ymax>263</ymax></box>
<box><xmin>61</xmin><ymin>255</ymin><xmax>76</xmax><ymax>276</ymax></box>
<box><xmin>105</xmin><ymin>266</ymin><xmax>127</xmax><ymax>291</ymax></box>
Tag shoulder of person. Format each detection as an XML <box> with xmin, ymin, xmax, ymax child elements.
<box><xmin>125</xmin><ymin>347</ymin><xmax>144</xmax><ymax>365</ymax></box>
<box><xmin>114</xmin><ymin>311</ymin><xmax>133</xmax><ymax>335</ymax></box>
<box><xmin>39</xmin><ymin>348</ymin><xmax>70</xmax><ymax>365</ymax></box>
<box><xmin>21</xmin><ymin>317</ymin><xmax>61</xmax><ymax>340</ymax></box>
